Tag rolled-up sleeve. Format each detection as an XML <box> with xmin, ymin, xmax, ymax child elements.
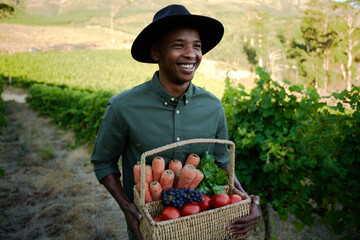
<box><xmin>91</xmin><ymin>101</ymin><xmax>127</xmax><ymax>183</ymax></box>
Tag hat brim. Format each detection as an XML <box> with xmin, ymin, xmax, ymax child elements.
<box><xmin>131</xmin><ymin>14</ymin><xmax>224</xmax><ymax>63</ymax></box>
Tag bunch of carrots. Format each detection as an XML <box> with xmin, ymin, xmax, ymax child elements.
<box><xmin>134</xmin><ymin>153</ymin><xmax>204</xmax><ymax>203</ymax></box>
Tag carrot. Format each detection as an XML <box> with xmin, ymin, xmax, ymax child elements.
<box><xmin>187</xmin><ymin>169</ymin><xmax>204</xmax><ymax>189</ymax></box>
<box><xmin>145</xmin><ymin>165</ymin><xmax>153</xmax><ymax>185</ymax></box>
<box><xmin>149</xmin><ymin>181</ymin><xmax>163</xmax><ymax>201</ymax></box>
<box><xmin>136</xmin><ymin>182</ymin><xmax>153</xmax><ymax>203</ymax></box>
<box><xmin>152</xmin><ymin>156</ymin><xmax>165</xmax><ymax>182</ymax></box>
<box><xmin>176</xmin><ymin>164</ymin><xmax>197</xmax><ymax>189</ymax></box>
<box><xmin>134</xmin><ymin>162</ymin><xmax>153</xmax><ymax>185</ymax></box>
<box><xmin>168</xmin><ymin>159</ymin><xmax>183</xmax><ymax>173</ymax></box>
<box><xmin>160</xmin><ymin>170</ymin><xmax>175</xmax><ymax>192</ymax></box>
<box><xmin>133</xmin><ymin>162</ymin><xmax>141</xmax><ymax>185</ymax></box>
<box><xmin>173</xmin><ymin>170</ymin><xmax>181</xmax><ymax>189</ymax></box>
<box><xmin>185</xmin><ymin>153</ymin><xmax>200</xmax><ymax>168</ymax></box>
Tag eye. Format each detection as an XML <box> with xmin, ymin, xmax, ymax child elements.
<box><xmin>173</xmin><ymin>43</ymin><xmax>183</xmax><ymax>48</ymax></box>
<box><xmin>194</xmin><ymin>44</ymin><xmax>202</xmax><ymax>50</ymax></box>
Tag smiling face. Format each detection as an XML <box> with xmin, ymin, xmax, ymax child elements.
<box><xmin>151</xmin><ymin>27</ymin><xmax>202</xmax><ymax>94</ymax></box>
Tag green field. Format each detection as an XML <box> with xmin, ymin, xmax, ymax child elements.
<box><xmin>0</xmin><ymin>50</ymin><xmax>226</xmax><ymax>98</ymax></box>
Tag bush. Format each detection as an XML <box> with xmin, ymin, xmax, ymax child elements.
<box><xmin>222</xmin><ymin>67</ymin><xmax>359</xmax><ymax>237</ymax></box>
<box><xmin>26</xmin><ymin>84</ymin><xmax>113</xmax><ymax>145</ymax></box>
<box><xmin>0</xmin><ymin>77</ymin><xmax>7</xmax><ymax>132</ymax></box>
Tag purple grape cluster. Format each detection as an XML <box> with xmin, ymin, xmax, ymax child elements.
<box><xmin>162</xmin><ymin>188</ymin><xmax>206</xmax><ymax>209</ymax></box>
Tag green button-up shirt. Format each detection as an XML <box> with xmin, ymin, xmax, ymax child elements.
<box><xmin>91</xmin><ymin>71</ymin><xmax>229</xmax><ymax>202</ymax></box>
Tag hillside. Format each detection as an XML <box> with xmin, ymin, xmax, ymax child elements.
<box><xmin>5</xmin><ymin>0</ymin><xmax>310</xmax><ymax>17</ymax></box>
<box><xmin>1</xmin><ymin>0</ymin><xmax>312</xmax><ymax>74</ymax></box>
<box><xmin>2</xmin><ymin>0</ymin><xmax>309</xmax><ymax>35</ymax></box>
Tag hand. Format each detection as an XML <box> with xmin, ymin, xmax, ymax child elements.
<box><xmin>100</xmin><ymin>174</ymin><xmax>143</xmax><ymax>239</ymax></box>
<box><xmin>123</xmin><ymin>202</ymin><xmax>143</xmax><ymax>240</ymax></box>
<box><xmin>227</xmin><ymin>195</ymin><xmax>260</xmax><ymax>239</ymax></box>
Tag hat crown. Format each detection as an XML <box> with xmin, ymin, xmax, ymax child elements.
<box><xmin>153</xmin><ymin>4</ymin><xmax>191</xmax><ymax>22</ymax></box>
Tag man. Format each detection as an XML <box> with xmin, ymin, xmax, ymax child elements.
<box><xmin>91</xmin><ymin>4</ymin><xmax>260</xmax><ymax>240</ymax></box>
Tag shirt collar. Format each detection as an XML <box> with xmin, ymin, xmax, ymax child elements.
<box><xmin>150</xmin><ymin>71</ymin><xmax>193</xmax><ymax>106</ymax></box>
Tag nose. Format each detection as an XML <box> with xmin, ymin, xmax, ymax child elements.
<box><xmin>183</xmin><ymin>45</ymin><xmax>197</xmax><ymax>59</ymax></box>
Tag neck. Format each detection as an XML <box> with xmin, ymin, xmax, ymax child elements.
<box><xmin>158</xmin><ymin>73</ymin><xmax>190</xmax><ymax>98</ymax></box>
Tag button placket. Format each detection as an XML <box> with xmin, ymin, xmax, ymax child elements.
<box><xmin>173</xmin><ymin>105</ymin><xmax>181</xmax><ymax>151</ymax></box>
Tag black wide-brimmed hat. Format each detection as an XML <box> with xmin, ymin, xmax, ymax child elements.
<box><xmin>131</xmin><ymin>4</ymin><xmax>224</xmax><ymax>63</ymax></box>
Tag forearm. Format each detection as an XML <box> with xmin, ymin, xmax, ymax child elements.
<box><xmin>100</xmin><ymin>173</ymin><xmax>131</xmax><ymax>211</ymax></box>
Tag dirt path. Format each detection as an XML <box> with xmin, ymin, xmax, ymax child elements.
<box><xmin>0</xmin><ymin>87</ymin><xmax>128</xmax><ymax>240</ymax></box>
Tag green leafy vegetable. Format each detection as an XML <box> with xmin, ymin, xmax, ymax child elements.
<box><xmin>195</xmin><ymin>152</ymin><xmax>229</xmax><ymax>196</ymax></box>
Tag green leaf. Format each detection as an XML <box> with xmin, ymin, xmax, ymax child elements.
<box><xmin>289</xmin><ymin>84</ymin><xmax>304</xmax><ymax>93</ymax></box>
<box><xmin>291</xmin><ymin>220</ymin><xmax>304</xmax><ymax>232</ymax></box>
<box><xmin>279</xmin><ymin>173</ymin><xmax>289</xmax><ymax>185</ymax></box>
<box><xmin>196</xmin><ymin>152</ymin><xmax>228</xmax><ymax>196</ymax></box>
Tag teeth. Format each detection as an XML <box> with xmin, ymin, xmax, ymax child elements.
<box><xmin>179</xmin><ymin>64</ymin><xmax>194</xmax><ymax>69</ymax></box>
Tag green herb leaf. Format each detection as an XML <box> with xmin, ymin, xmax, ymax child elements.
<box><xmin>195</xmin><ymin>151</ymin><xmax>228</xmax><ymax>196</ymax></box>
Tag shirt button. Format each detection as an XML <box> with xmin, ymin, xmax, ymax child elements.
<box><xmin>186</xmin><ymin>100</ymin><xmax>189</xmax><ymax>104</ymax></box>
<box><xmin>176</xmin><ymin>137</ymin><xmax>180</xmax><ymax>141</ymax></box>
<box><xmin>176</xmin><ymin>110</ymin><xmax>180</xmax><ymax>114</ymax></box>
<box><xmin>171</xmin><ymin>97</ymin><xmax>175</xmax><ymax>101</ymax></box>
<box><xmin>164</xmin><ymin>102</ymin><xmax>168</xmax><ymax>106</ymax></box>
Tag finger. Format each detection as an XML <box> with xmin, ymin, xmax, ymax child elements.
<box><xmin>130</xmin><ymin>210</ymin><xmax>142</xmax><ymax>220</ymax></box>
<box><xmin>128</xmin><ymin>204</ymin><xmax>143</xmax><ymax>220</ymax></box>
<box><xmin>229</xmin><ymin>224</ymin><xmax>254</xmax><ymax>238</ymax></box>
<box><xmin>135</xmin><ymin>212</ymin><xmax>143</xmax><ymax>220</ymax></box>
<box><xmin>228</xmin><ymin>217</ymin><xmax>259</xmax><ymax>232</ymax></box>
<box><xmin>250</xmin><ymin>195</ymin><xmax>260</xmax><ymax>205</ymax></box>
<box><xmin>236</xmin><ymin>230</ymin><xmax>252</xmax><ymax>239</ymax></box>
<box><xmin>229</xmin><ymin>211</ymin><xmax>261</xmax><ymax>229</ymax></box>
<box><xmin>230</xmin><ymin>213</ymin><xmax>260</xmax><ymax>225</ymax></box>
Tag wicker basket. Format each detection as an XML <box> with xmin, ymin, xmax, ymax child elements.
<box><xmin>133</xmin><ymin>138</ymin><xmax>252</xmax><ymax>240</ymax></box>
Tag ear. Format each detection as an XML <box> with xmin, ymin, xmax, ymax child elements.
<box><xmin>150</xmin><ymin>46</ymin><xmax>160</xmax><ymax>62</ymax></box>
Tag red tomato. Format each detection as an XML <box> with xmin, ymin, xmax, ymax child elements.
<box><xmin>180</xmin><ymin>203</ymin><xmax>201</xmax><ymax>216</ymax></box>
<box><xmin>229</xmin><ymin>194</ymin><xmax>243</xmax><ymax>204</ymax></box>
<box><xmin>199</xmin><ymin>195</ymin><xmax>211</xmax><ymax>211</ymax></box>
<box><xmin>153</xmin><ymin>217</ymin><xmax>162</xmax><ymax>222</ymax></box>
<box><xmin>161</xmin><ymin>206</ymin><xmax>181</xmax><ymax>220</ymax></box>
<box><xmin>210</xmin><ymin>193</ymin><xmax>231</xmax><ymax>208</ymax></box>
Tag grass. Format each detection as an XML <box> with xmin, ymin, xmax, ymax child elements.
<box><xmin>0</xmin><ymin>49</ymin><xmax>226</xmax><ymax>98</ymax></box>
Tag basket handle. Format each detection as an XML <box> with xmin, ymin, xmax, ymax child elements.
<box><xmin>139</xmin><ymin>138</ymin><xmax>236</xmax><ymax>206</ymax></box>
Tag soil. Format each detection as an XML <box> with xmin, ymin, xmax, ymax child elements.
<box><xmin>0</xmin><ymin>86</ymin><xmax>128</xmax><ymax>240</ymax></box>
<box><xmin>0</xmin><ymin>23</ymin><xmax>355</xmax><ymax>240</ymax></box>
